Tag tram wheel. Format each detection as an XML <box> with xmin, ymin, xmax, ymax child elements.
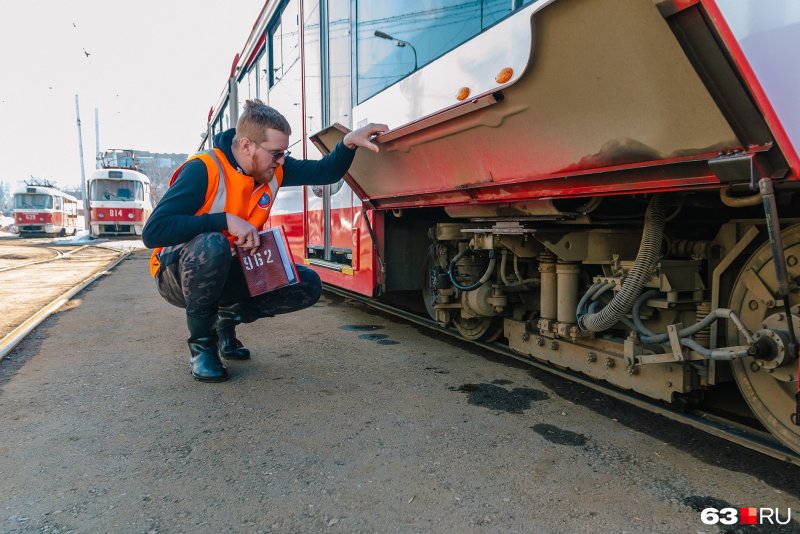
<box><xmin>453</xmin><ymin>316</ymin><xmax>503</xmax><ymax>342</ymax></box>
<box><xmin>727</xmin><ymin>224</ymin><xmax>800</xmax><ymax>454</ymax></box>
<box><xmin>59</xmin><ymin>228</ymin><xmax>66</xmax><ymax>237</ymax></box>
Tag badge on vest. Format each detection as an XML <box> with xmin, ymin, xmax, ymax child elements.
<box><xmin>257</xmin><ymin>192</ymin><xmax>272</xmax><ymax>209</ymax></box>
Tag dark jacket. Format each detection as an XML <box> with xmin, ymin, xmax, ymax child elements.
<box><xmin>142</xmin><ymin>128</ymin><xmax>356</xmax><ymax>248</ymax></box>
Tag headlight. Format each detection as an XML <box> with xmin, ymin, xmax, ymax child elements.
<box><xmin>128</xmin><ymin>213</ymin><xmax>134</xmax><ymax>219</ymax></box>
<box><xmin>98</xmin><ymin>213</ymin><xmax>105</xmax><ymax>219</ymax></box>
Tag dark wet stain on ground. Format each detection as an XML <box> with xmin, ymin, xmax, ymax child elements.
<box><xmin>492</xmin><ymin>379</ymin><xmax>513</xmax><ymax>385</ymax></box>
<box><xmin>424</xmin><ymin>366</ymin><xmax>449</xmax><ymax>374</ymax></box>
<box><xmin>451</xmin><ymin>383</ymin><xmax>549</xmax><ymax>414</ymax></box>
<box><xmin>683</xmin><ymin>495</ymin><xmax>734</xmax><ymax>512</ymax></box>
<box><xmin>531</xmin><ymin>423</ymin><xmax>587</xmax><ymax>446</ymax></box>
<box><xmin>353</xmin><ymin>331</ymin><xmax>400</xmax><ymax>345</ymax></box>
<box><xmin>340</xmin><ymin>324</ymin><xmax>385</xmax><ymax>331</ymax></box>
<box><xmin>358</xmin><ymin>333</ymin><xmax>389</xmax><ymax>341</ymax></box>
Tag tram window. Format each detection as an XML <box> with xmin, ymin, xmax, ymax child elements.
<box><xmin>246</xmin><ymin>58</ymin><xmax>258</xmax><ymax>101</ymax></box>
<box><xmin>268</xmin><ymin>0</ymin><xmax>299</xmax><ymax>88</ymax></box>
<box><xmin>257</xmin><ymin>50</ymin><xmax>269</xmax><ymax>99</ymax></box>
<box><xmin>237</xmin><ymin>70</ymin><xmax>251</xmax><ymax>119</ymax></box>
<box><xmin>282</xmin><ymin>0</ymin><xmax>300</xmax><ymax>77</ymax></box>
<box><xmin>269</xmin><ymin>23</ymin><xmax>282</xmax><ymax>87</ymax></box>
<box><xmin>90</xmin><ymin>180</ymin><xmax>143</xmax><ymax>201</ymax></box>
<box><xmin>356</xmin><ymin>0</ymin><xmax>515</xmax><ymax>103</ymax></box>
<box><xmin>328</xmin><ymin>0</ymin><xmax>352</xmax><ymax>127</ymax></box>
<box><xmin>15</xmin><ymin>194</ymin><xmax>52</xmax><ymax>209</ymax></box>
<box><xmin>303</xmin><ymin>0</ymin><xmax>323</xmax><ymax>144</ymax></box>
<box><xmin>54</xmin><ymin>196</ymin><xmax>62</xmax><ymax>210</ymax></box>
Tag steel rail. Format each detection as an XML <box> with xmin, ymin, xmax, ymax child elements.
<box><xmin>323</xmin><ymin>285</ymin><xmax>800</xmax><ymax>466</ymax></box>
<box><xmin>0</xmin><ymin>250</ymin><xmax>131</xmax><ymax>363</ymax></box>
<box><xmin>0</xmin><ymin>244</ymin><xmax>94</xmax><ymax>274</ymax></box>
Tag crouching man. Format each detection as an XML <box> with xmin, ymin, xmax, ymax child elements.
<box><xmin>143</xmin><ymin>99</ymin><xmax>386</xmax><ymax>382</ymax></box>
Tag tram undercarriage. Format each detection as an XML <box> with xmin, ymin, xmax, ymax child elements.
<box><xmin>382</xmin><ymin>191</ymin><xmax>800</xmax><ymax>454</ymax></box>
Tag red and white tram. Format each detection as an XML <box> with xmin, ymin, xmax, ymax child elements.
<box><xmin>13</xmin><ymin>185</ymin><xmax>79</xmax><ymax>236</ymax></box>
<box><xmin>200</xmin><ymin>0</ymin><xmax>800</xmax><ymax>455</ymax></box>
<box><xmin>89</xmin><ymin>149</ymin><xmax>152</xmax><ymax>237</ymax></box>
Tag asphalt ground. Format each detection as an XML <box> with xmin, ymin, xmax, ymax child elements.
<box><xmin>1</xmin><ymin>251</ymin><xmax>799</xmax><ymax>533</ymax></box>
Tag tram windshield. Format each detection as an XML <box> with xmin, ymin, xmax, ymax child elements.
<box><xmin>356</xmin><ymin>0</ymin><xmax>532</xmax><ymax>102</ymax></box>
<box><xmin>14</xmin><ymin>194</ymin><xmax>53</xmax><ymax>209</ymax></box>
<box><xmin>90</xmin><ymin>179</ymin><xmax>144</xmax><ymax>202</ymax></box>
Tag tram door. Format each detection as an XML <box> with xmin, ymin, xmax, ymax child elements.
<box><xmin>303</xmin><ymin>0</ymin><xmax>357</xmax><ymax>271</ymax></box>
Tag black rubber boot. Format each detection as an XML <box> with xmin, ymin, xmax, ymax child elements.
<box><xmin>215</xmin><ymin>304</ymin><xmax>254</xmax><ymax>360</ymax></box>
<box><xmin>217</xmin><ymin>316</ymin><xmax>250</xmax><ymax>360</ymax></box>
<box><xmin>187</xmin><ymin>314</ymin><xmax>229</xmax><ymax>382</ymax></box>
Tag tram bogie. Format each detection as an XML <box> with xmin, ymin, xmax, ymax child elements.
<box><xmin>12</xmin><ymin>185</ymin><xmax>79</xmax><ymax>237</ymax></box>
<box><xmin>418</xmin><ymin>204</ymin><xmax>800</xmax><ymax>405</ymax></box>
<box><xmin>202</xmin><ymin>0</ymin><xmax>800</xmax><ymax>455</ymax></box>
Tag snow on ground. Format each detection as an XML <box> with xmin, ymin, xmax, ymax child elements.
<box><xmin>0</xmin><ymin>215</ymin><xmax>15</xmax><ymax>233</ymax></box>
<box><xmin>97</xmin><ymin>239</ymin><xmax>147</xmax><ymax>252</ymax></box>
<box><xmin>50</xmin><ymin>230</ymin><xmax>95</xmax><ymax>245</ymax></box>
<box><xmin>49</xmin><ymin>230</ymin><xmax>147</xmax><ymax>251</ymax></box>
<box><xmin>0</xmin><ymin>231</ymin><xmax>17</xmax><ymax>238</ymax></box>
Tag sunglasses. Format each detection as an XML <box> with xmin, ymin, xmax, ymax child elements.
<box><xmin>248</xmin><ymin>139</ymin><xmax>291</xmax><ymax>162</ymax></box>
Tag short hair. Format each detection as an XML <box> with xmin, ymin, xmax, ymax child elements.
<box><xmin>235</xmin><ymin>99</ymin><xmax>291</xmax><ymax>142</ymax></box>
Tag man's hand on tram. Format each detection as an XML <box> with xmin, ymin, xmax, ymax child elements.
<box><xmin>226</xmin><ymin>213</ymin><xmax>260</xmax><ymax>254</ymax></box>
<box><xmin>343</xmin><ymin>123</ymin><xmax>389</xmax><ymax>153</ymax></box>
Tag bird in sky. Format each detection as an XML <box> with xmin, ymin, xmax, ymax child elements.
<box><xmin>83</xmin><ymin>48</ymin><xmax>91</xmax><ymax>58</ymax></box>
<box><xmin>72</xmin><ymin>22</ymin><xmax>77</xmax><ymax>28</ymax></box>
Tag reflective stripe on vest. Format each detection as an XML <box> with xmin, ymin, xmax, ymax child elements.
<box><xmin>206</xmin><ymin>150</ymin><xmax>227</xmax><ymax>214</ymax></box>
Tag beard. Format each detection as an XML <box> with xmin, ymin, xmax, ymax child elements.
<box><xmin>250</xmin><ymin>154</ymin><xmax>275</xmax><ymax>184</ymax></box>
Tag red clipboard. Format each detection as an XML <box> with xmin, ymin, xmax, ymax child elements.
<box><xmin>236</xmin><ymin>227</ymin><xmax>300</xmax><ymax>297</ymax></box>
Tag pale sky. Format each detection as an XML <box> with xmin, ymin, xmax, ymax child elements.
<box><xmin>0</xmin><ymin>0</ymin><xmax>265</xmax><ymax>189</ymax></box>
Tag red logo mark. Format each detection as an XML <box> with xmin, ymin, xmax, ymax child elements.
<box><xmin>740</xmin><ymin>508</ymin><xmax>758</xmax><ymax>525</ymax></box>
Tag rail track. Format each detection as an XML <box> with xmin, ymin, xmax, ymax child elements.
<box><xmin>0</xmin><ymin>243</ymin><xmax>131</xmax><ymax>362</ymax></box>
<box><xmin>0</xmin><ymin>244</ymin><xmax>94</xmax><ymax>273</ymax></box>
<box><xmin>324</xmin><ymin>285</ymin><xmax>800</xmax><ymax>466</ymax></box>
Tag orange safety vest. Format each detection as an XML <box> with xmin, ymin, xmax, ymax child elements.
<box><xmin>149</xmin><ymin>148</ymin><xmax>283</xmax><ymax>277</ymax></box>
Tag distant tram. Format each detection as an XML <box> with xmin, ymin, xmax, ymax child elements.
<box><xmin>13</xmin><ymin>185</ymin><xmax>79</xmax><ymax>237</ymax></box>
<box><xmin>89</xmin><ymin>149</ymin><xmax>152</xmax><ymax>237</ymax></box>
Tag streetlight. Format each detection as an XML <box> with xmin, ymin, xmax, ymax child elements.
<box><xmin>374</xmin><ymin>30</ymin><xmax>418</xmax><ymax>71</ymax></box>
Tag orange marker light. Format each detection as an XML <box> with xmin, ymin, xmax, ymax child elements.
<box><xmin>456</xmin><ymin>87</ymin><xmax>471</xmax><ymax>101</ymax></box>
<box><xmin>495</xmin><ymin>67</ymin><xmax>514</xmax><ymax>84</ymax></box>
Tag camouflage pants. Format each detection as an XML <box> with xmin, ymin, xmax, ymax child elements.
<box><xmin>156</xmin><ymin>232</ymin><xmax>322</xmax><ymax>321</ymax></box>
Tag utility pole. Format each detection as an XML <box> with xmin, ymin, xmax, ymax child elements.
<box><xmin>75</xmin><ymin>95</ymin><xmax>90</xmax><ymax>230</ymax></box>
<box><xmin>95</xmin><ymin>107</ymin><xmax>101</xmax><ymax>169</ymax></box>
